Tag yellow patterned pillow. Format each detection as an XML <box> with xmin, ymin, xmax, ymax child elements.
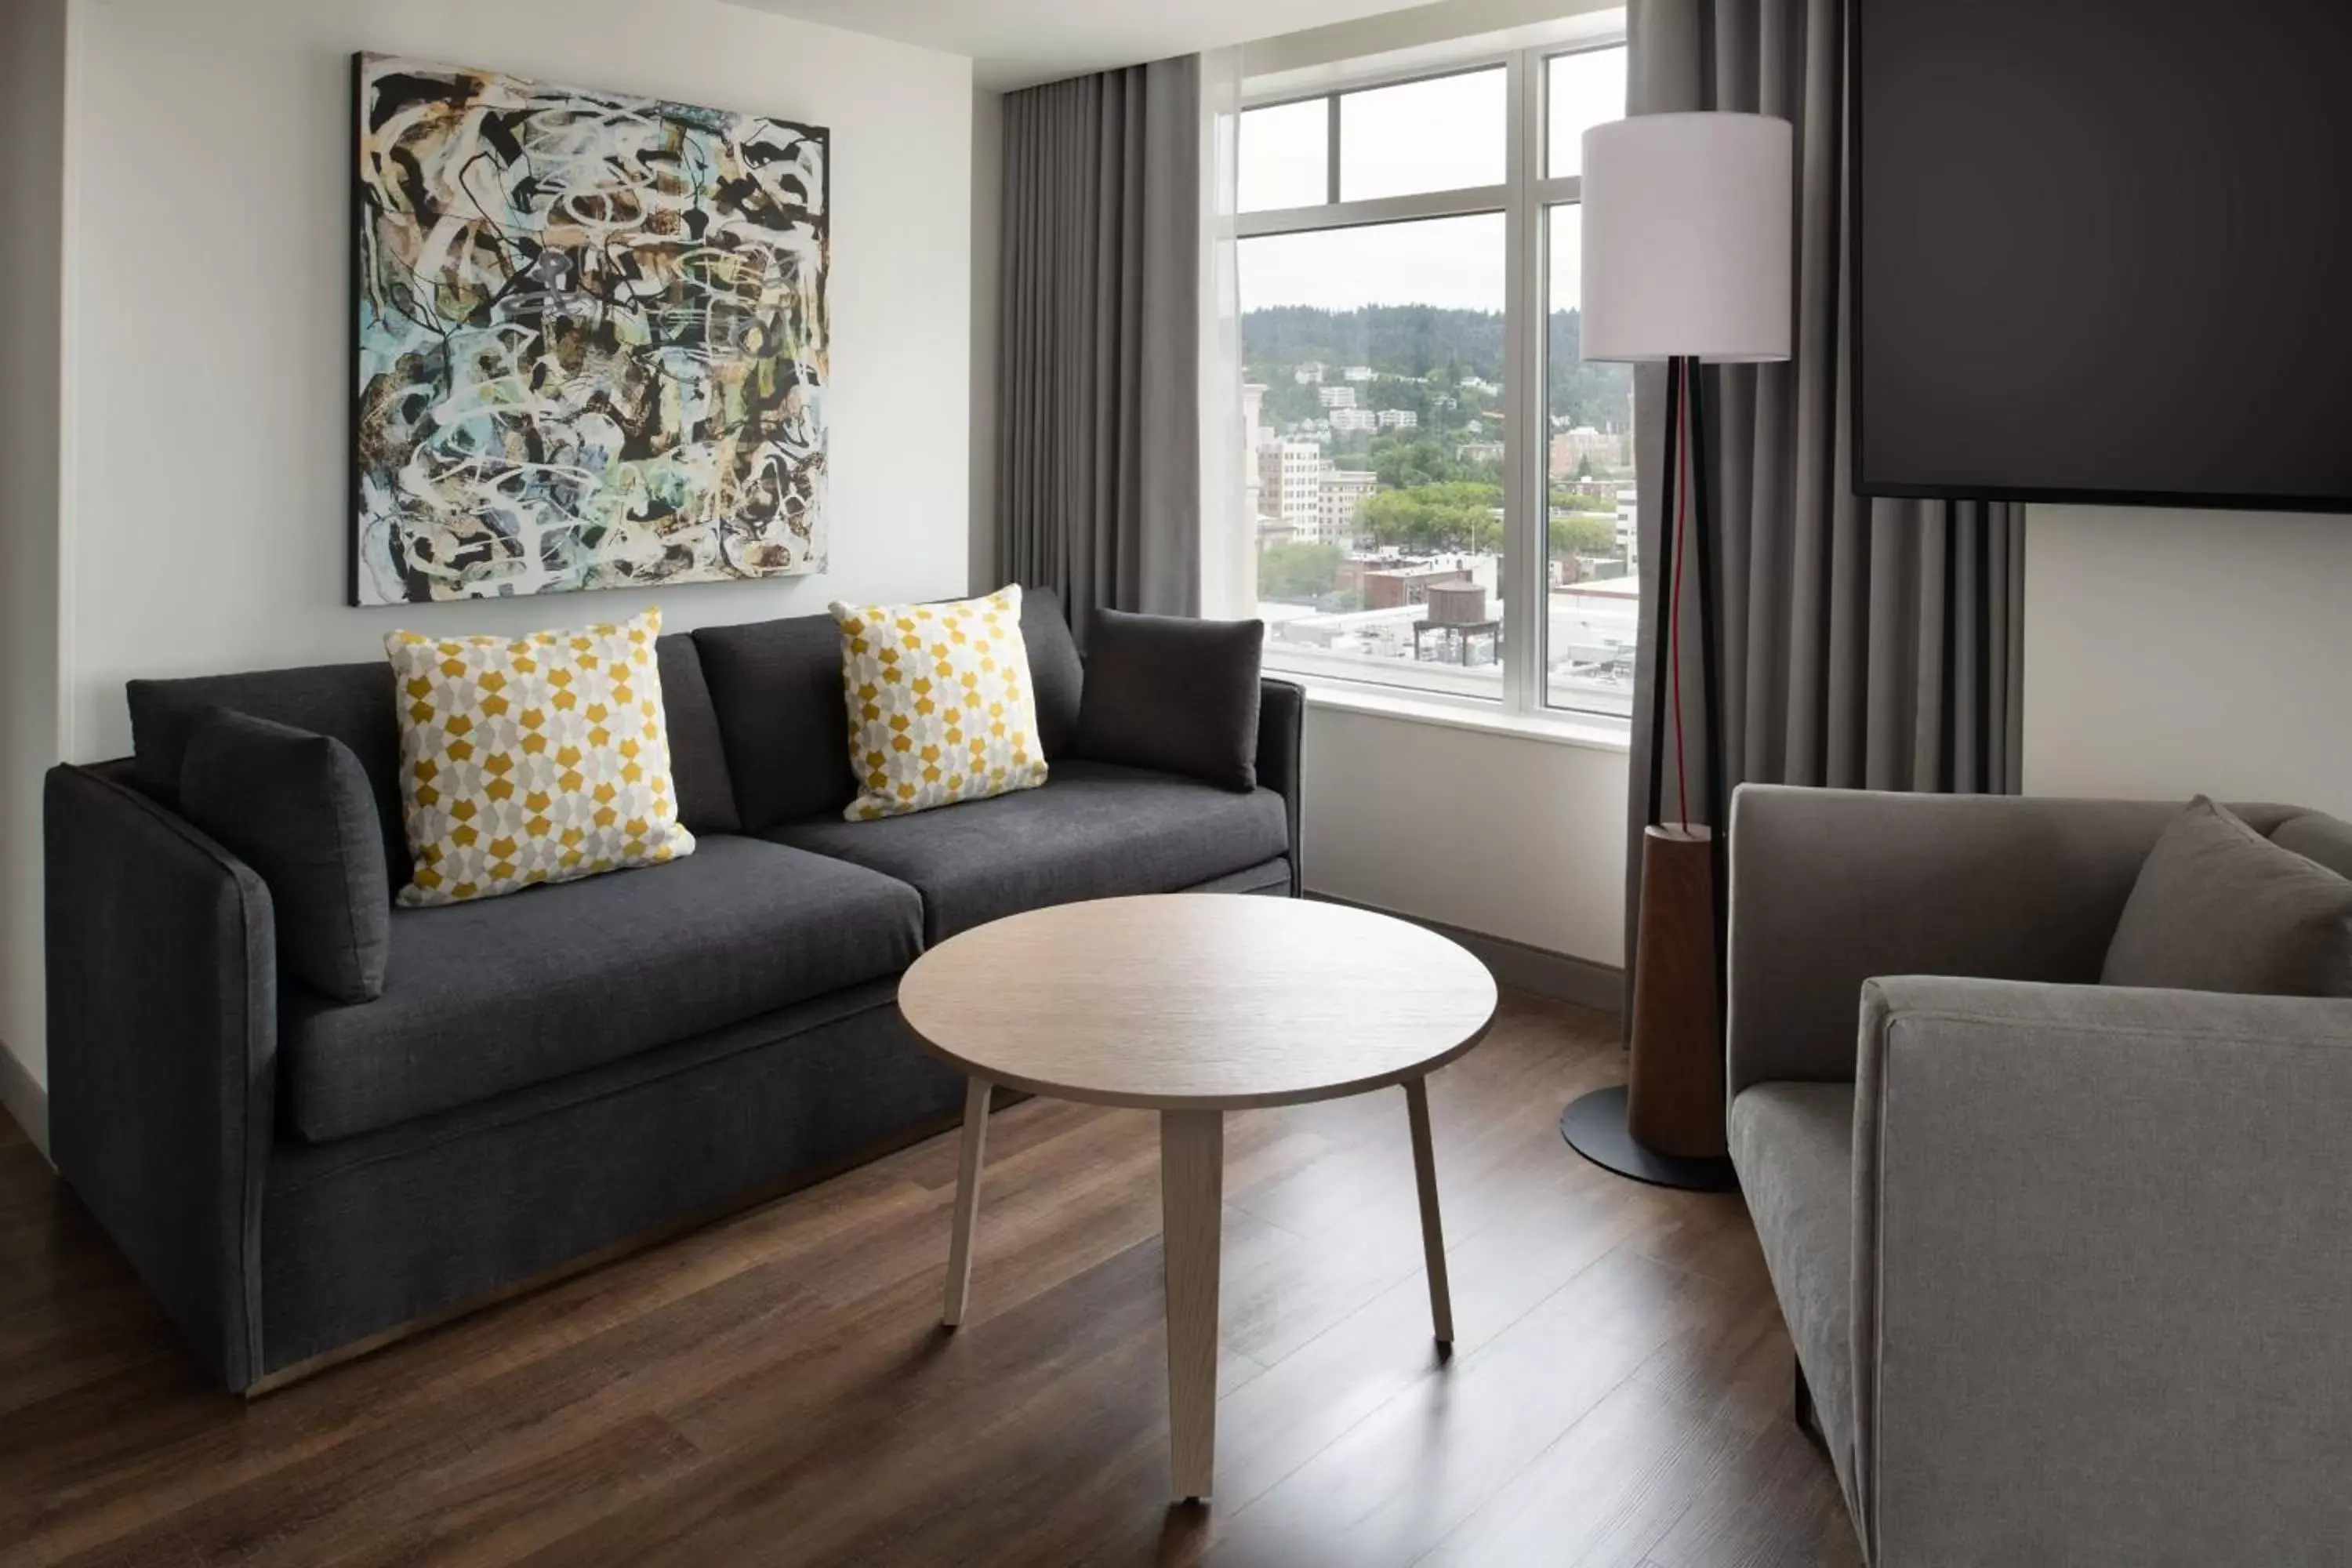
<box><xmin>384</xmin><ymin>608</ymin><xmax>694</xmax><ymax>906</ymax></box>
<box><xmin>833</xmin><ymin>586</ymin><xmax>1046</xmax><ymax>821</ymax></box>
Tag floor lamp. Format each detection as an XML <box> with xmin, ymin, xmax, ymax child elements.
<box><xmin>1559</xmin><ymin>112</ymin><xmax>1792</xmax><ymax>1192</ymax></box>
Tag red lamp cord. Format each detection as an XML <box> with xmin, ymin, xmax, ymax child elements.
<box><xmin>1665</xmin><ymin>362</ymin><xmax>1693</xmax><ymax>833</ymax></box>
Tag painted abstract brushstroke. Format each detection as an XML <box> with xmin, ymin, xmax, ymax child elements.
<box><xmin>352</xmin><ymin>53</ymin><xmax>829</xmax><ymax>604</ymax></box>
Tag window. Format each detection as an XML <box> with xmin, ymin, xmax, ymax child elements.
<box><xmin>1544</xmin><ymin>206</ymin><xmax>1638</xmax><ymax>710</ymax></box>
<box><xmin>1235</xmin><ymin>40</ymin><xmax>1634</xmax><ymax>720</ymax></box>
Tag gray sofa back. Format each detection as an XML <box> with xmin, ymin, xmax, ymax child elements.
<box><xmin>1728</xmin><ymin>786</ymin><xmax>2352</xmax><ymax>1097</ymax></box>
<box><xmin>120</xmin><ymin>590</ymin><xmax>1095</xmax><ymax>860</ymax></box>
<box><xmin>125</xmin><ymin>634</ymin><xmax>743</xmax><ymax>880</ymax></box>
<box><xmin>685</xmin><ymin>613</ymin><xmax>856</xmax><ymax>831</ymax></box>
<box><xmin>686</xmin><ymin>589</ymin><xmax>1085</xmax><ymax>833</ymax></box>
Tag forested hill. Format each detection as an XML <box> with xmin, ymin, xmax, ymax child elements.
<box><xmin>1242</xmin><ymin>304</ymin><xmax>1628</xmax><ymax>433</ymax></box>
<box><xmin>1242</xmin><ymin>306</ymin><xmax>1508</xmax><ymax>384</ymax></box>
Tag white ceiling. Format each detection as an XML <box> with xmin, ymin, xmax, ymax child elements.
<box><xmin>725</xmin><ymin>0</ymin><xmax>1437</xmax><ymax>89</ymax></box>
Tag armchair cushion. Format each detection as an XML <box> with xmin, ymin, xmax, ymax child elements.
<box><xmin>2102</xmin><ymin>796</ymin><xmax>2352</xmax><ymax>996</ymax></box>
<box><xmin>1726</xmin><ymin>1081</ymin><xmax>1860</xmax><ymax>1514</ymax></box>
<box><xmin>180</xmin><ymin>710</ymin><xmax>390</xmax><ymax>1004</ymax></box>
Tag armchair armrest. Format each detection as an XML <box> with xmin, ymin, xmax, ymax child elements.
<box><xmin>45</xmin><ymin>761</ymin><xmax>277</xmax><ymax>1391</ymax></box>
<box><xmin>1850</xmin><ymin>975</ymin><xmax>2352</xmax><ymax>1566</ymax></box>
<box><xmin>1254</xmin><ymin>677</ymin><xmax>1305</xmax><ymax>895</ymax></box>
<box><xmin>1728</xmin><ymin>784</ymin><xmax>2188</xmax><ymax>1094</ymax></box>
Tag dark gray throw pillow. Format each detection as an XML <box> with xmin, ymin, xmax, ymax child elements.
<box><xmin>2101</xmin><ymin>796</ymin><xmax>2352</xmax><ymax>996</ymax></box>
<box><xmin>180</xmin><ymin>709</ymin><xmax>391</xmax><ymax>1004</ymax></box>
<box><xmin>1073</xmin><ymin>610</ymin><xmax>1265</xmax><ymax>792</ymax></box>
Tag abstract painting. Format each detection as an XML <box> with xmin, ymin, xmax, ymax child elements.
<box><xmin>352</xmin><ymin>54</ymin><xmax>829</xmax><ymax>605</ymax></box>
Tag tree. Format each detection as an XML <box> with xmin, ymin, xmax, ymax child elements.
<box><xmin>1546</xmin><ymin>307</ymin><xmax>1637</xmax><ymax>430</ymax></box>
<box><xmin>1258</xmin><ymin>541</ymin><xmax>1343</xmax><ymax>601</ymax></box>
<box><xmin>1548</xmin><ymin>511</ymin><xmax>1617</xmax><ymax>557</ymax></box>
<box><xmin>1369</xmin><ymin>439</ymin><xmax>1462</xmax><ymax>491</ymax></box>
<box><xmin>1359</xmin><ymin>482</ymin><xmax>1505</xmax><ymax>554</ymax></box>
<box><xmin>1239</xmin><ymin>304</ymin><xmax>1506</xmax><ymax>385</ymax></box>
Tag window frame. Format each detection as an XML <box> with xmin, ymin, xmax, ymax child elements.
<box><xmin>1236</xmin><ymin>35</ymin><xmax>1632</xmax><ymax>724</ymax></box>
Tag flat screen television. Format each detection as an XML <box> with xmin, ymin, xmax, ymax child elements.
<box><xmin>1853</xmin><ymin>0</ymin><xmax>2352</xmax><ymax>511</ymax></box>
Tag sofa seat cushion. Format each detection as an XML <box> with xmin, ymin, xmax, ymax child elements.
<box><xmin>767</xmin><ymin>759</ymin><xmax>1291</xmax><ymax>942</ymax></box>
<box><xmin>1728</xmin><ymin>1080</ymin><xmax>1860</xmax><ymax>1515</ymax></box>
<box><xmin>283</xmin><ymin>834</ymin><xmax>924</xmax><ymax>1142</ymax></box>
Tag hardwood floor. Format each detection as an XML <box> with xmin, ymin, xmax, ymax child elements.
<box><xmin>0</xmin><ymin>992</ymin><xmax>1862</xmax><ymax>1567</ymax></box>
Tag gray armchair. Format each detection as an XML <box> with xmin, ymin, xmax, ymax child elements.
<box><xmin>1726</xmin><ymin>784</ymin><xmax>2352</xmax><ymax>1567</ymax></box>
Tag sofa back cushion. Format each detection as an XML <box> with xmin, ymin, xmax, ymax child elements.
<box><xmin>1020</xmin><ymin>586</ymin><xmax>1084</xmax><ymax>759</ymax></box>
<box><xmin>691</xmin><ymin>611</ymin><xmax>856</xmax><ymax>832</ymax></box>
<box><xmin>2272</xmin><ymin>811</ymin><xmax>2352</xmax><ymax>882</ymax></box>
<box><xmin>130</xmin><ymin>661</ymin><xmax>410</xmax><ymax>884</ymax></box>
<box><xmin>654</xmin><ymin>635</ymin><xmax>742</xmax><ymax>833</ymax></box>
<box><xmin>127</xmin><ymin>633</ymin><xmax>740</xmax><ymax>881</ymax></box>
<box><xmin>691</xmin><ymin>586</ymin><xmax>1090</xmax><ymax>832</ymax></box>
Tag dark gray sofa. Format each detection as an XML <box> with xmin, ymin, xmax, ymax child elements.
<box><xmin>45</xmin><ymin>591</ymin><xmax>1304</xmax><ymax>1392</ymax></box>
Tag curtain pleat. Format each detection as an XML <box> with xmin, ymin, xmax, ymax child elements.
<box><xmin>1623</xmin><ymin>0</ymin><xmax>2027</xmax><ymax>1017</ymax></box>
<box><xmin>995</xmin><ymin>57</ymin><xmax>1201</xmax><ymax>641</ymax></box>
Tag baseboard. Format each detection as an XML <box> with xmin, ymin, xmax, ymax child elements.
<box><xmin>0</xmin><ymin>1039</ymin><xmax>49</xmax><ymax>1163</ymax></box>
<box><xmin>1306</xmin><ymin>891</ymin><xmax>1624</xmax><ymax>1015</ymax></box>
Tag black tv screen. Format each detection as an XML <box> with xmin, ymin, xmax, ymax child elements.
<box><xmin>1853</xmin><ymin>0</ymin><xmax>2352</xmax><ymax>510</ymax></box>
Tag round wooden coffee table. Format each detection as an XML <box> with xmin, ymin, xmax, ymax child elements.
<box><xmin>897</xmin><ymin>894</ymin><xmax>1499</xmax><ymax>1504</ymax></box>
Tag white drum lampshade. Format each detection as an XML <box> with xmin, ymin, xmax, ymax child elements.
<box><xmin>1580</xmin><ymin>112</ymin><xmax>1794</xmax><ymax>364</ymax></box>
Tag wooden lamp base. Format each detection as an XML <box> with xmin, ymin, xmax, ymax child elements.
<box><xmin>1561</xmin><ymin>825</ymin><xmax>1736</xmax><ymax>1192</ymax></box>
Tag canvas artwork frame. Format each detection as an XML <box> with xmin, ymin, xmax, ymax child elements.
<box><xmin>351</xmin><ymin>53</ymin><xmax>830</xmax><ymax>606</ymax></box>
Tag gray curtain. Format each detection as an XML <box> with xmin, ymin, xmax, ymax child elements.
<box><xmin>1622</xmin><ymin>0</ymin><xmax>2027</xmax><ymax>992</ymax></box>
<box><xmin>996</xmin><ymin>56</ymin><xmax>1202</xmax><ymax>639</ymax></box>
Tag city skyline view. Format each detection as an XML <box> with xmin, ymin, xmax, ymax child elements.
<box><xmin>1235</xmin><ymin>49</ymin><xmax>1638</xmax><ymax>715</ymax></box>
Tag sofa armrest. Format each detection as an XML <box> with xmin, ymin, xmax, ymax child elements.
<box><xmin>1849</xmin><ymin>975</ymin><xmax>2352</xmax><ymax>1566</ymax></box>
<box><xmin>45</xmin><ymin>762</ymin><xmax>277</xmax><ymax>1392</ymax></box>
<box><xmin>1728</xmin><ymin>784</ymin><xmax>2189</xmax><ymax>1094</ymax></box>
<box><xmin>1254</xmin><ymin>677</ymin><xmax>1305</xmax><ymax>895</ymax></box>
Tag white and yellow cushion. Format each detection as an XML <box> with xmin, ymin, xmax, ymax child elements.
<box><xmin>384</xmin><ymin>608</ymin><xmax>693</xmax><ymax>906</ymax></box>
<box><xmin>833</xmin><ymin>586</ymin><xmax>1046</xmax><ymax>821</ymax></box>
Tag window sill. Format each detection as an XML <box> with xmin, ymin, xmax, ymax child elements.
<box><xmin>1284</xmin><ymin>673</ymin><xmax>1633</xmax><ymax>755</ymax></box>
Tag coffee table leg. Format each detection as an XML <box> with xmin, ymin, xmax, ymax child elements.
<box><xmin>1160</xmin><ymin>1108</ymin><xmax>1223</xmax><ymax>1503</ymax></box>
<box><xmin>1404</xmin><ymin>1076</ymin><xmax>1454</xmax><ymax>1345</ymax></box>
<box><xmin>942</xmin><ymin>1077</ymin><xmax>992</xmax><ymax>1328</ymax></box>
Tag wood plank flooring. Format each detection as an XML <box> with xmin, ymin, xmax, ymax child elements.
<box><xmin>0</xmin><ymin>992</ymin><xmax>1862</xmax><ymax>1567</ymax></box>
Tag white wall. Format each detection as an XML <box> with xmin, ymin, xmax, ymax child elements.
<box><xmin>62</xmin><ymin>0</ymin><xmax>975</xmax><ymax>765</ymax></box>
<box><xmin>2024</xmin><ymin>504</ymin><xmax>2352</xmax><ymax>820</ymax></box>
<box><xmin>0</xmin><ymin>0</ymin><xmax>71</xmax><ymax>1109</ymax></box>
<box><xmin>1244</xmin><ymin>0</ymin><xmax>1621</xmax><ymax>78</ymax></box>
<box><xmin>0</xmin><ymin>0</ymin><xmax>977</xmax><ymax>1094</ymax></box>
<box><xmin>1303</xmin><ymin>706</ymin><xmax>1628</xmax><ymax>966</ymax></box>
